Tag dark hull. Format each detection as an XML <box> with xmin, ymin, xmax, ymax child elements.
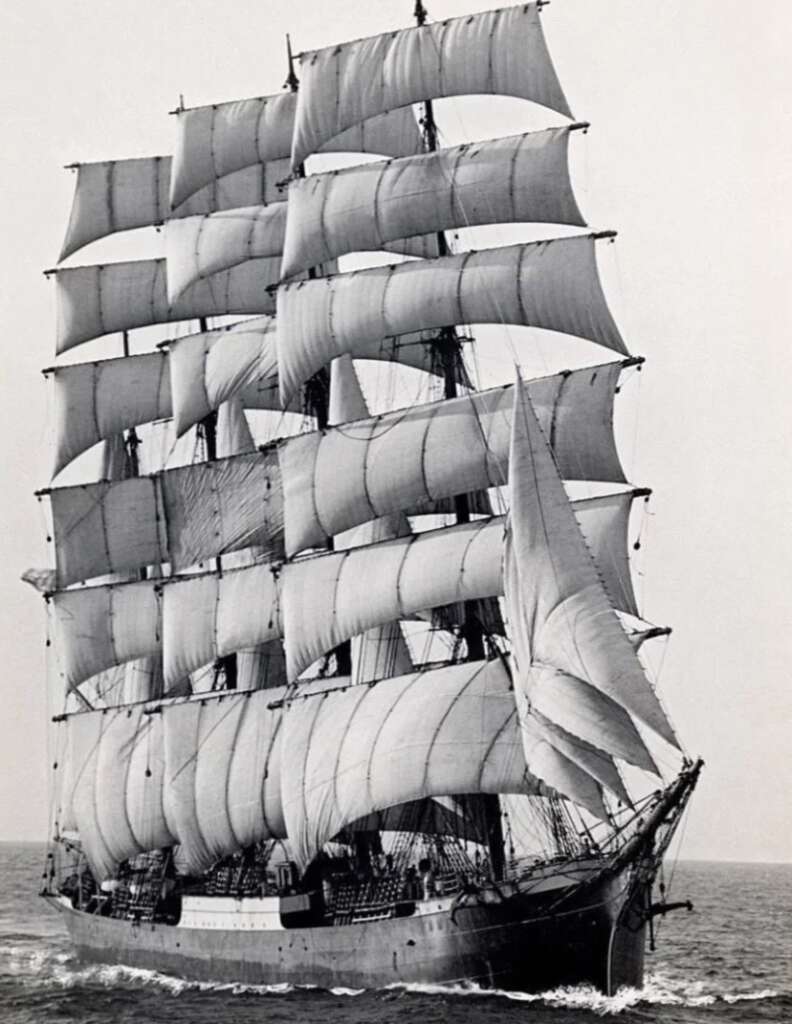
<box><xmin>48</xmin><ymin>867</ymin><xmax>647</xmax><ymax>995</ymax></box>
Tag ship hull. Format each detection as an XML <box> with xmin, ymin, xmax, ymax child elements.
<box><xmin>47</xmin><ymin>866</ymin><xmax>647</xmax><ymax>995</ymax></box>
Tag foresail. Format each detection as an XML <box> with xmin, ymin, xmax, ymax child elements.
<box><xmin>280</xmin><ymin>658</ymin><xmax>536</xmax><ymax>871</ymax></box>
<box><xmin>504</xmin><ymin>375</ymin><xmax>678</xmax><ymax>751</ymax></box>
<box><xmin>291</xmin><ymin>3</ymin><xmax>572</xmax><ymax>169</ymax></box>
<box><xmin>281</xmin><ymin>128</ymin><xmax>585</xmax><ymax>279</ymax></box>
<box><xmin>170</xmin><ymin>94</ymin><xmax>423</xmax><ymax>210</ymax></box>
<box><xmin>276</xmin><ymin>236</ymin><xmax>627</xmax><ymax>404</ymax></box>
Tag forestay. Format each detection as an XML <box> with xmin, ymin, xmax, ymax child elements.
<box><xmin>282</xmin><ymin>362</ymin><xmax>626</xmax><ymax>555</ymax></box>
<box><xmin>281</xmin><ymin>128</ymin><xmax>585</xmax><ymax>279</ymax></box>
<box><xmin>291</xmin><ymin>3</ymin><xmax>572</xmax><ymax>169</ymax></box>
<box><xmin>276</xmin><ymin>235</ymin><xmax>627</xmax><ymax>404</ymax></box>
<box><xmin>280</xmin><ymin>658</ymin><xmax>538</xmax><ymax>871</ymax></box>
<box><xmin>504</xmin><ymin>375</ymin><xmax>679</xmax><ymax>749</ymax></box>
<box><xmin>51</xmin><ymin>496</ymin><xmax>641</xmax><ymax>690</ymax></box>
<box><xmin>54</xmin><ymin>256</ymin><xmax>282</xmax><ymax>353</ymax></box>
<box><xmin>170</xmin><ymin>94</ymin><xmax>423</xmax><ymax>209</ymax></box>
<box><xmin>59</xmin><ymin>156</ymin><xmax>292</xmax><ymax>262</ymax></box>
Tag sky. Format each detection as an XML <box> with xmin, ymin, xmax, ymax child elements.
<box><xmin>0</xmin><ymin>0</ymin><xmax>790</xmax><ymax>863</ymax></box>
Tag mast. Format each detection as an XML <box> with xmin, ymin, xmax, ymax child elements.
<box><xmin>285</xmin><ymin>36</ymin><xmax>351</xmax><ymax>677</ymax></box>
<box><xmin>197</xmin><ymin>315</ymin><xmax>238</xmax><ymax>690</ymax></box>
<box><xmin>414</xmin><ymin>0</ymin><xmax>504</xmax><ymax>879</ymax></box>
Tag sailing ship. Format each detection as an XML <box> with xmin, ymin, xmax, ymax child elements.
<box><xmin>27</xmin><ymin>0</ymin><xmax>702</xmax><ymax>995</ymax></box>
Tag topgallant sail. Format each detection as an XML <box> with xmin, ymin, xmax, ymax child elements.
<box><xmin>30</xmin><ymin>0</ymin><xmax>702</xmax><ymax>996</ymax></box>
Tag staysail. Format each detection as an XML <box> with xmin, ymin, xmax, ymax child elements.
<box><xmin>504</xmin><ymin>375</ymin><xmax>678</xmax><ymax>750</ymax></box>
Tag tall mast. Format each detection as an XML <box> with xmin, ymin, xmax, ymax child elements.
<box><xmin>286</xmin><ymin>36</ymin><xmax>350</xmax><ymax>675</ymax></box>
<box><xmin>197</xmin><ymin>315</ymin><xmax>238</xmax><ymax>690</ymax></box>
<box><xmin>414</xmin><ymin>0</ymin><xmax>504</xmax><ymax>879</ymax></box>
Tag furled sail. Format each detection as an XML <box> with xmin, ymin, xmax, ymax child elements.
<box><xmin>166</xmin><ymin>203</ymin><xmax>438</xmax><ymax>303</ymax></box>
<box><xmin>280</xmin><ymin>658</ymin><xmax>539</xmax><ymax>871</ymax></box>
<box><xmin>59</xmin><ymin>156</ymin><xmax>293</xmax><ymax>262</ymax></box>
<box><xmin>504</xmin><ymin>375</ymin><xmax>678</xmax><ymax>749</ymax></box>
<box><xmin>51</xmin><ymin>494</ymin><xmax>641</xmax><ymax>690</ymax></box>
<box><xmin>47</xmin><ymin>448</ymin><xmax>283</xmax><ymax>588</ymax></box>
<box><xmin>276</xmin><ymin>235</ymin><xmax>626</xmax><ymax>404</ymax></box>
<box><xmin>291</xmin><ymin>3</ymin><xmax>572</xmax><ymax>169</ymax></box>
<box><xmin>54</xmin><ymin>256</ymin><xmax>282</xmax><ymax>353</ymax></box>
<box><xmin>282</xmin><ymin>362</ymin><xmax>626</xmax><ymax>555</ymax></box>
<box><xmin>281</xmin><ymin>128</ymin><xmax>585</xmax><ymax>280</ymax></box>
<box><xmin>170</xmin><ymin>93</ymin><xmax>423</xmax><ymax>210</ymax></box>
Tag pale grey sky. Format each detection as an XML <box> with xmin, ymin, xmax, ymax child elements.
<box><xmin>0</xmin><ymin>0</ymin><xmax>790</xmax><ymax>862</ymax></box>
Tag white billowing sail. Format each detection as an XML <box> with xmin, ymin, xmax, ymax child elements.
<box><xmin>59</xmin><ymin>156</ymin><xmax>292</xmax><ymax>262</ymax></box>
<box><xmin>281</xmin><ymin>658</ymin><xmax>539</xmax><ymax>871</ymax></box>
<box><xmin>329</xmin><ymin>355</ymin><xmax>414</xmax><ymax>684</ymax></box>
<box><xmin>277</xmin><ymin>236</ymin><xmax>627</xmax><ymax>404</ymax></box>
<box><xmin>166</xmin><ymin>202</ymin><xmax>438</xmax><ymax>303</ymax></box>
<box><xmin>161</xmin><ymin>562</ymin><xmax>282</xmax><ymax>686</ymax></box>
<box><xmin>281</xmin><ymin>128</ymin><xmax>584</xmax><ymax>279</ymax></box>
<box><xmin>170</xmin><ymin>93</ymin><xmax>423</xmax><ymax>210</ymax></box>
<box><xmin>52</xmin><ymin>576</ymin><xmax>162</xmax><ymax>691</ymax></box>
<box><xmin>504</xmin><ymin>375</ymin><xmax>678</xmax><ymax>748</ymax></box>
<box><xmin>65</xmin><ymin>688</ymin><xmax>288</xmax><ymax>881</ymax></box>
<box><xmin>55</xmin><ymin>256</ymin><xmax>282</xmax><ymax>354</ymax></box>
<box><xmin>166</xmin><ymin>316</ymin><xmax>279</xmax><ymax>436</ymax></box>
<box><xmin>291</xmin><ymin>3</ymin><xmax>572</xmax><ymax>169</ymax></box>
<box><xmin>48</xmin><ymin>345</ymin><xmax>291</xmax><ymax>479</ymax></box>
<box><xmin>48</xmin><ymin>448</ymin><xmax>283</xmax><ymax>588</ymax></box>
<box><xmin>282</xmin><ymin>362</ymin><xmax>625</xmax><ymax>556</ymax></box>
<box><xmin>65</xmin><ymin>706</ymin><xmax>174</xmax><ymax>881</ymax></box>
<box><xmin>49</xmin><ymin>352</ymin><xmax>171</xmax><ymax>478</ymax></box>
<box><xmin>165</xmin><ymin>205</ymin><xmax>288</xmax><ymax>302</ymax></box>
<box><xmin>168</xmin><ymin>317</ymin><xmax>464</xmax><ymax>437</ymax></box>
<box><xmin>51</xmin><ymin>493</ymin><xmax>640</xmax><ymax>690</ymax></box>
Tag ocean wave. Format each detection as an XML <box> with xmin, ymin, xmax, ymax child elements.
<box><xmin>384</xmin><ymin>973</ymin><xmax>782</xmax><ymax>1013</ymax></box>
<box><xmin>1</xmin><ymin>942</ymin><xmax>782</xmax><ymax>1013</ymax></box>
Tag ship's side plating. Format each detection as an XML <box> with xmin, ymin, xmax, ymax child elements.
<box><xmin>49</xmin><ymin>863</ymin><xmax>647</xmax><ymax>993</ymax></box>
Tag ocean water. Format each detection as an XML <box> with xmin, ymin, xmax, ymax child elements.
<box><xmin>0</xmin><ymin>843</ymin><xmax>789</xmax><ymax>1023</ymax></box>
